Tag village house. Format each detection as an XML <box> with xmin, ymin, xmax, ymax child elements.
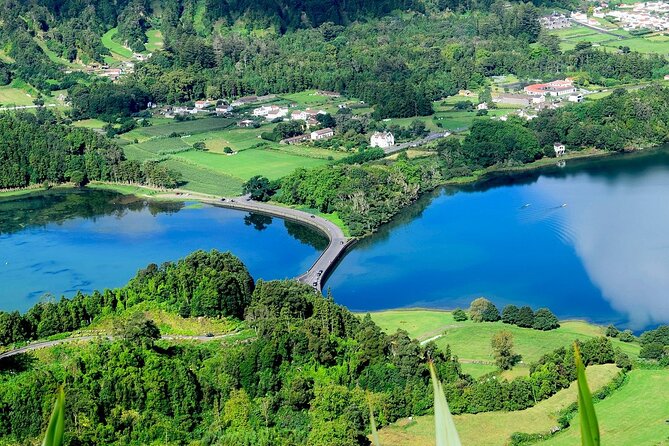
<box><xmin>238</xmin><ymin>119</ymin><xmax>255</xmax><ymax>128</ymax></box>
<box><xmin>194</xmin><ymin>100</ymin><xmax>212</xmax><ymax>109</ymax></box>
<box><xmin>554</xmin><ymin>143</ymin><xmax>566</xmax><ymax>157</ymax></box>
<box><xmin>518</xmin><ymin>110</ymin><xmax>538</xmax><ymax>120</ymax></box>
<box><xmin>477</xmin><ymin>103</ymin><xmax>489</xmax><ymax>110</ymax></box>
<box><xmin>532</xmin><ymin>95</ymin><xmax>546</xmax><ymax>105</ymax></box>
<box><xmin>99</xmin><ymin>68</ymin><xmax>123</xmax><ymax>81</ymax></box>
<box><xmin>316</xmin><ymin>90</ymin><xmax>341</xmax><ymax>98</ymax></box>
<box><xmin>524</xmin><ymin>79</ymin><xmax>576</xmax><ymax>97</ymax></box>
<box><xmin>540</xmin><ymin>13</ymin><xmax>572</xmax><ymax>30</ymax></box>
<box><xmin>370</xmin><ymin>131</ymin><xmax>395</xmax><ymax>149</ymax></box>
<box><xmin>291</xmin><ymin>109</ymin><xmax>326</xmax><ymax>121</ymax></box>
<box><xmin>231</xmin><ymin>96</ymin><xmax>259</xmax><ymax>107</ymax></box>
<box><xmin>310</xmin><ymin>128</ymin><xmax>334</xmax><ymax>140</ymax></box>
<box><xmin>216</xmin><ymin>103</ymin><xmax>233</xmax><ymax>115</ymax></box>
<box><xmin>568</xmin><ymin>94</ymin><xmax>584</xmax><ymax>103</ymax></box>
<box><xmin>253</xmin><ymin>105</ymin><xmax>289</xmax><ymax>120</ymax></box>
<box><xmin>492</xmin><ymin>93</ymin><xmax>530</xmax><ymax>107</ymax></box>
<box><xmin>281</xmin><ymin>134</ymin><xmax>310</xmax><ymax>145</ymax></box>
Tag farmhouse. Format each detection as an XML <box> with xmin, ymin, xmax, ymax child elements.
<box><xmin>238</xmin><ymin>119</ymin><xmax>255</xmax><ymax>127</ymax></box>
<box><xmin>554</xmin><ymin>142</ymin><xmax>566</xmax><ymax>157</ymax></box>
<box><xmin>568</xmin><ymin>94</ymin><xmax>584</xmax><ymax>103</ymax></box>
<box><xmin>231</xmin><ymin>96</ymin><xmax>258</xmax><ymax>107</ymax></box>
<box><xmin>194</xmin><ymin>100</ymin><xmax>212</xmax><ymax>109</ymax></box>
<box><xmin>253</xmin><ymin>105</ymin><xmax>289</xmax><ymax>120</ymax></box>
<box><xmin>310</xmin><ymin>128</ymin><xmax>334</xmax><ymax>140</ymax></box>
<box><xmin>524</xmin><ymin>79</ymin><xmax>576</xmax><ymax>97</ymax></box>
<box><xmin>291</xmin><ymin>109</ymin><xmax>326</xmax><ymax>121</ymax></box>
<box><xmin>541</xmin><ymin>13</ymin><xmax>571</xmax><ymax>30</ymax></box>
<box><xmin>370</xmin><ymin>131</ymin><xmax>395</xmax><ymax>148</ymax></box>
<box><xmin>316</xmin><ymin>90</ymin><xmax>341</xmax><ymax>98</ymax></box>
<box><xmin>281</xmin><ymin>134</ymin><xmax>310</xmax><ymax>145</ymax></box>
<box><xmin>492</xmin><ymin>93</ymin><xmax>530</xmax><ymax>107</ymax></box>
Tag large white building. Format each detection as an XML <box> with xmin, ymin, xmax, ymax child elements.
<box><xmin>311</xmin><ymin>128</ymin><xmax>334</xmax><ymax>140</ymax></box>
<box><xmin>370</xmin><ymin>131</ymin><xmax>395</xmax><ymax>149</ymax></box>
<box><xmin>253</xmin><ymin>105</ymin><xmax>289</xmax><ymax>120</ymax></box>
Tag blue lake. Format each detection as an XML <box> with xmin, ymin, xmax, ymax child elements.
<box><xmin>0</xmin><ymin>190</ymin><xmax>327</xmax><ymax>312</ymax></box>
<box><xmin>327</xmin><ymin>148</ymin><xmax>669</xmax><ymax>330</ymax></box>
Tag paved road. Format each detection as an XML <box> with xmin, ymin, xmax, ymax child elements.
<box><xmin>0</xmin><ymin>333</ymin><xmax>239</xmax><ymax>360</ymax></box>
<box><xmin>162</xmin><ymin>193</ymin><xmax>353</xmax><ymax>292</ymax></box>
<box><xmin>384</xmin><ymin>131</ymin><xmax>451</xmax><ymax>155</ymax></box>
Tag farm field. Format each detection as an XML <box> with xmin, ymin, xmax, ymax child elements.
<box><xmin>73</xmin><ymin>118</ymin><xmax>108</xmax><ymax>129</ymax></box>
<box><xmin>161</xmin><ymin>157</ymin><xmax>244</xmax><ymax>196</ymax></box>
<box><xmin>550</xmin><ymin>24</ymin><xmax>669</xmax><ymax>54</ymax></box>
<box><xmin>101</xmin><ymin>28</ymin><xmax>133</xmax><ymax>62</ymax></box>
<box><xmin>369</xmin><ymin>310</ymin><xmax>640</xmax><ymax>378</ymax></box>
<box><xmin>377</xmin><ymin>364</ymin><xmax>622</xmax><ymax>446</ymax></box>
<box><xmin>124</xmin><ymin>117</ymin><xmax>236</xmax><ymax>141</ymax></box>
<box><xmin>145</xmin><ymin>29</ymin><xmax>164</xmax><ymax>52</ymax></box>
<box><xmin>539</xmin><ymin>369</ymin><xmax>669</xmax><ymax>446</ymax></box>
<box><xmin>0</xmin><ymin>86</ymin><xmax>35</xmax><ymax>106</ymax></box>
<box><xmin>174</xmin><ymin>148</ymin><xmax>331</xmax><ymax>181</ymax></box>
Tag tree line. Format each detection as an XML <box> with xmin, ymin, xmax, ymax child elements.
<box><xmin>0</xmin><ymin>250</ymin><xmax>636</xmax><ymax>445</ymax></box>
<box><xmin>0</xmin><ymin>111</ymin><xmax>181</xmax><ymax>190</ymax></box>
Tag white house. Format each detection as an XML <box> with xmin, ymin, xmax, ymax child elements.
<box><xmin>310</xmin><ymin>128</ymin><xmax>334</xmax><ymax>140</ymax></box>
<box><xmin>554</xmin><ymin>143</ymin><xmax>566</xmax><ymax>157</ymax></box>
<box><xmin>195</xmin><ymin>100</ymin><xmax>212</xmax><ymax>109</ymax></box>
<box><xmin>567</xmin><ymin>94</ymin><xmax>584</xmax><ymax>103</ymax></box>
<box><xmin>370</xmin><ymin>131</ymin><xmax>395</xmax><ymax>149</ymax></box>
<box><xmin>291</xmin><ymin>109</ymin><xmax>326</xmax><ymax>121</ymax></box>
<box><xmin>477</xmin><ymin>103</ymin><xmax>489</xmax><ymax>110</ymax></box>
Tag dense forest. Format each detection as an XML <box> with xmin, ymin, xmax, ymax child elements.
<box><xmin>0</xmin><ymin>111</ymin><xmax>181</xmax><ymax>189</ymax></box>
<box><xmin>0</xmin><ymin>250</ymin><xmax>638</xmax><ymax>445</ymax></box>
<box><xmin>0</xmin><ymin>0</ymin><xmax>667</xmax><ymax>118</ymax></box>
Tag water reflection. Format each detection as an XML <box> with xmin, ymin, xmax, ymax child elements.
<box><xmin>0</xmin><ymin>189</ymin><xmax>327</xmax><ymax>312</ymax></box>
<box><xmin>328</xmin><ymin>147</ymin><xmax>669</xmax><ymax>330</ymax></box>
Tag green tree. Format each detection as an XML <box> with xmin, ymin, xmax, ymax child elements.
<box><xmin>533</xmin><ymin>308</ymin><xmax>559</xmax><ymax>330</ymax></box>
<box><xmin>116</xmin><ymin>312</ymin><xmax>161</xmax><ymax>348</ymax></box>
<box><xmin>491</xmin><ymin>330</ymin><xmax>519</xmax><ymax>370</ymax></box>
<box><xmin>469</xmin><ymin>297</ymin><xmax>499</xmax><ymax>322</ymax></box>
<box><xmin>243</xmin><ymin>175</ymin><xmax>276</xmax><ymax>202</ymax></box>
<box><xmin>452</xmin><ymin>309</ymin><xmax>468</xmax><ymax>322</ymax></box>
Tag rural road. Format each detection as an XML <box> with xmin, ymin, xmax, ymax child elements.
<box><xmin>0</xmin><ymin>333</ymin><xmax>240</xmax><ymax>360</ymax></box>
<box><xmin>162</xmin><ymin>193</ymin><xmax>354</xmax><ymax>292</ymax></box>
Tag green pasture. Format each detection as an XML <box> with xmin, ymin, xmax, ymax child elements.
<box><xmin>101</xmin><ymin>28</ymin><xmax>133</xmax><ymax>61</ymax></box>
<box><xmin>126</xmin><ymin>117</ymin><xmax>236</xmax><ymax>140</ymax></box>
<box><xmin>145</xmin><ymin>29</ymin><xmax>164</xmax><ymax>52</ymax></box>
<box><xmin>539</xmin><ymin>369</ymin><xmax>669</xmax><ymax>446</ymax></box>
<box><xmin>174</xmin><ymin>148</ymin><xmax>330</xmax><ymax>180</ymax></box>
<box><xmin>378</xmin><ymin>364</ymin><xmax>621</xmax><ymax>446</ymax></box>
<box><xmin>369</xmin><ymin>310</ymin><xmax>640</xmax><ymax>378</ymax></box>
<box><xmin>161</xmin><ymin>158</ymin><xmax>244</xmax><ymax>196</ymax></box>
<box><xmin>0</xmin><ymin>86</ymin><xmax>35</xmax><ymax>106</ymax></box>
<box><xmin>73</xmin><ymin>119</ymin><xmax>108</xmax><ymax>129</ymax></box>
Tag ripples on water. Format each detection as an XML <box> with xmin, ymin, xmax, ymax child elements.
<box><xmin>327</xmin><ymin>148</ymin><xmax>669</xmax><ymax>331</ymax></box>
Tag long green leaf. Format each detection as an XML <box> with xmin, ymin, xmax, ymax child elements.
<box><xmin>42</xmin><ymin>386</ymin><xmax>65</xmax><ymax>446</ymax></box>
<box><xmin>369</xmin><ymin>403</ymin><xmax>381</xmax><ymax>446</ymax></box>
<box><xmin>429</xmin><ymin>361</ymin><xmax>462</xmax><ymax>446</ymax></box>
<box><xmin>574</xmin><ymin>344</ymin><xmax>600</xmax><ymax>446</ymax></box>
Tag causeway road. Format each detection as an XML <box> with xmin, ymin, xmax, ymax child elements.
<box><xmin>161</xmin><ymin>193</ymin><xmax>353</xmax><ymax>292</ymax></box>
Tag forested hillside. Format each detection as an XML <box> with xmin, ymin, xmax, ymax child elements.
<box><xmin>0</xmin><ymin>250</ymin><xmax>629</xmax><ymax>445</ymax></box>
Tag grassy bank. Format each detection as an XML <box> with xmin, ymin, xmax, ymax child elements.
<box><xmin>377</xmin><ymin>364</ymin><xmax>621</xmax><ymax>446</ymax></box>
<box><xmin>368</xmin><ymin>309</ymin><xmax>640</xmax><ymax>378</ymax></box>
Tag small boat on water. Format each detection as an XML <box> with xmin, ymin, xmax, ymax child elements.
<box><xmin>561</xmin><ymin>203</ymin><xmax>567</xmax><ymax>208</ymax></box>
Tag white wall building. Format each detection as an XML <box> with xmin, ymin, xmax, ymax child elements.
<box><xmin>310</xmin><ymin>128</ymin><xmax>334</xmax><ymax>140</ymax></box>
<box><xmin>370</xmin><ymin>131</ymin><xmax>395</xmax><ymax>149</ymax></box>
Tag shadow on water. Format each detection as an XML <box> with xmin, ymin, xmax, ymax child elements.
<box><xmin>0</xmin><ymin>189</ymin><xmax>185</xmax><ymax>236</ymax></box>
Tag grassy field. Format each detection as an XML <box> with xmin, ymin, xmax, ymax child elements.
<box><xmin>145</xmin><ymin>29</ymin><xmax>164</xmax><ymax>52</ymax></box>
<box><xmin>369</xmin><ymin>310</ymin><xmax>640</xmax><ymax>378</ymax></box>
<box><xmin>550</xmin><ymin>24</ymin><xmax>669</xmax><ymax>54</ymax></box>
<box><xmin>378</xmin><ymin>364</ymin><xmax>621</xmax><ymax>446</ymax></box>
<box><xmin>0</xmin><ymin>86</ymin><xmax>34</xmax><ymax>106</ymax></box>
<box><xmin>73</xmin><ymin>118</ymin><xmax>108</xmax><ymax>129</ymax></box>
<box><xmin>161</xmin><ymin>157</ymin><xmax>244</xmax><ymax>196</ymax></box>
<box><xmin>174</xmin><ymin>148</ymin><xmax>330</xmax><ymax>181</ymax></box>
<box><xmin>101</xmin><ymin>28</ymin><xmax>133</xmax><ymax>61</ymax></box>
<box><xmin>125</xmin><ymin>117</ymin><xmax>236</xmax><ymax>140</ymax></box>
<box><xmin>539</xmin><ymin>369</ymin><xmax>669</xmax><ymax>446</ymax></box>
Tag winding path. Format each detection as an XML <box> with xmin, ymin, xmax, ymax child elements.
<box><xmin>0</xmin><ymin>333</ymin><xmax>239</xmax><ymax>360</ymax></box>
<box><xmin>161</xmin><ymin>193</ymin><xmax>354</xmax><ymax>292</ymax></box>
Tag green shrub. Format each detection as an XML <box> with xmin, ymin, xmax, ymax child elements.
<box><xmin>452</xmin><ymin>309</ymin><xmax>468</xmax><ymax>322</ymax></box>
